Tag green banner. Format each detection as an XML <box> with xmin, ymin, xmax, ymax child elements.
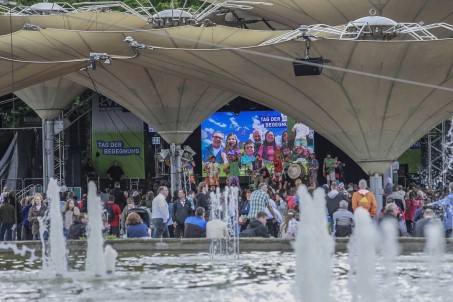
<box><xmin>91</xmin><ymin>96</ymin><xmax>145</xmax><ymax>179</ymax></box>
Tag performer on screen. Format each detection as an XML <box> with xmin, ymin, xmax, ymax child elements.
<box><xmin>257</xmin><ymin>130</ymin><xmax>280</xmax><ymax>161</ymax></box>
<box><xmin>202</xmin><ymin>131</ymin><xmax>227</xmax><ymax>164</ymax></box>
<box><xmin>225</xmin><ymin>133</ymin><xmax>242</xmax><ymax>161</ymax></box>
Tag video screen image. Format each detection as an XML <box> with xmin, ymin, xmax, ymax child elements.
<box><xmin>201</xmin><ymin>111</ymin><xmax>314</xmax><ymax>177</ymax></box>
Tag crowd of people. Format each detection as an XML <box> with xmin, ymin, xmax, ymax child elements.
<box><xmin>0</xmin><ymin>173</ymin><xmax>452</xmax><ymax>242</ymax></box>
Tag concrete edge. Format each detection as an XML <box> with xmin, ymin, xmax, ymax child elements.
<box><xmin>1</xmin><ymin>238</ymin><xmax>453</xmax><ymax>255</ymax></box>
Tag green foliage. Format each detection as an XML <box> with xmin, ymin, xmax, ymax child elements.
<box><xmin>17</xmin><ymin>0</ymin><xmax>202</xmax><ymax>12</ymax></box>
<box><xmin>104</xmin><ymin>235</ymin><xmax>119</xmax><ymax>240</ymax></box>
<box><xmin>0</xmin><ymin>100</ymin><xmax>36</xmax><ymax>128</ymax></box>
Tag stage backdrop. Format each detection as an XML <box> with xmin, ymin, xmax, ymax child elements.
<box><xmin>91</xmin><ymin>96</ymin><xmax>145</xmax><ymax>179</ymax></box>
<box><xmin>201</xmin><ymin>110</ymin><xmax>314</xmax><ymax>177</ymax></box>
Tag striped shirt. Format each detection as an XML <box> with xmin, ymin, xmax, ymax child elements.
<box><xmin>248</xmin><ymin>190</ymin><xmax>270</xmax><ymax>220</ymax></box>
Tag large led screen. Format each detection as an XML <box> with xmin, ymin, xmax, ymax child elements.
<box><xmin>201</xmin><ymin>111</ymin><xmax>314</xmax><ymax>177</ymax></box>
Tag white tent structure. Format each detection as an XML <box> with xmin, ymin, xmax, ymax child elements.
<box><xmin>0</xmin><ymin>4</ymin><xmax>452</xmax><ymax>195</ymax></box>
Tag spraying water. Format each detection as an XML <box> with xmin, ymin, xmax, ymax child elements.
<box><xmin>85</xmin><ymin>181</ymin><xmax>106</xmax><ymax>277</ymax></box>
<box><xmin>295</xmin><ymin>186</ymin><xmax>334</xmax><ymax>302</ymax></box>
<box><xmin>379</xmin><ymin>218</ymin><xmax>400</xmax><ymax>284</ymax></box>
<box><xmin>425</xmin><ymin>221</ymin><xmax>445</xmax><ymax>260</ymax></box>
<box><xmin>347</xmin><ymin>208</ymin><xmax>378</xmax><ymax>302</ymax></box>
<box><xmin>39</xmin><ymin>179</ymin><xmax>67</xmax><ymax>277</ymax></box>
<box><xmin>104</xmin><ymin>244</ymin><xmax>118</xmax><ymax>274</ymax></box>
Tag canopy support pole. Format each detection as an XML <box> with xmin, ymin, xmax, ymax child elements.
<box><xmin>42</xmin><ymin>119</ymin><xmax>55</xmax><ymax>191</ymax></box>
<box><xmin>170</xmin><ymin>143</ymin><xmax>182</xmax><ymax>194</ymax></box>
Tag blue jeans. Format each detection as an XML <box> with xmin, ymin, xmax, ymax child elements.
<box><xmin>0</xmin><ymin>223</ymin><xmax>14</xmax><ymax>241</ymax></box>
<box><xmin>152</xmin><ymin>218</ymin><xmax>169</xmax><ymax>238</ymax></box>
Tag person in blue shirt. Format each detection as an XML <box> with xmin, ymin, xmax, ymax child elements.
<box><xmin>184</xmin><ymin>207</ymin><xmax>207</xmax><ymax>238</ymax></box>
<box><xmin>126</xmin><ymin>212</ymin><xmax>149</xmax><ymax>238</ymax></box>
<box><xmin>431</xmin><ymin>182</ymin><xmax>453</xmax><ymax>237</ymax></box>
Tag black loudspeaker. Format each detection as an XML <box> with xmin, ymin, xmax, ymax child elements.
<box><xmin>293</xmin><ymin>57</ymin><xmax>323</xmax><ymax>76</ymax></box>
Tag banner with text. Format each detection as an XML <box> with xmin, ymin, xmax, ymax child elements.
<box><xmin>91</xmin><ymin>96</ymin><xmax>145</xmax><ymax>179</ymax></box>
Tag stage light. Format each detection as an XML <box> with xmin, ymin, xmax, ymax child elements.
<box><xmin>293</xmin><ymin>57</ymin><xmax>324</xmax><ymax>76</ymax></box>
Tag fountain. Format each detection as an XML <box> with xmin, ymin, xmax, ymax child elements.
<box><xmin>295</xmin><ymin>186</ymin><xmax>334</xmax><ymax>302</ymax></box>
<box><xmin>39</xmin><ymin>178</ymin><xmax>67</xmax><ymax>277</ymax></box>
<box><xmin>85</xmin><ymin>181</ymin><xmax>107</xmax><ymax>277</ymax></box>
<box><xmin>0</xmin><ymin>183</ymin><xmax>452</xmax><ymax>301</ymax></box>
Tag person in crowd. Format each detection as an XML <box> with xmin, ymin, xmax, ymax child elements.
<box><xmin>202</xmin><ymin>131</ymin><xmax>227</xmax><ymax>164</ymax></box>
<box><xmin>0</xmin><ymin>193</ymin><xmax>16</xmax><ymax>241</ymax></box>
<box><xmin>414</xmin><ymin>209</ymin><xmax>441</xmax><ymax>238</ymax></box>
<box><xmin>308</xmin><ymin>153</ymin><xmax>319</xmax><ymax>187</ymax></box>
<box><xmin>262</xmin><ymin>165</ymin><xmax>271</xmax><ymax>185</ymax></box>
<box><xmin>279</xmin><ymin>209</ymin><xmax>299</xmax><ymax>239</ymax></box>
<box><xmin>323</xmin><ymin>153</ymin><xmax>336</xmax><ymax>186</ymax></box>
<box><xmin>78</xmin><ymin>194</ymin><xmax>88</xmax><ymax>213</ymax></box>
<box><xmin>326</xmin><ymin>182</ymin><xmax>349</xmax><ymax>223</ymax></box>
<box><xmin>240</xmin><ymin>211</ymin><xmax>271</xmax><ymax>238</ymax></box>
<box><xmin>331</xmin><ymin>200</ymin><xmax>354</xmax><ymax>237</ymax></box>
<box><xmin>265</xmin><ymin>198</ymin><xmax>283</xmax><ymax>237</ymax></box>
<box><xmin>195</xmin><ymin>182</ymin><xmax>210</xmax><ymax>220</ymax></box>
<box><xmin>286</xmin><ymin>188</ymin><xmax>298</xmax><ymax>211</ymax></box>
<box><xmin>404</xmin><ymin>191</ymin><xmax>422</xmax><ymax>236</ymax></box>
<box><xmin>83</xmin><ymin>158</ymin><xmax>97</xmax><ymax>179</ymax></box>
<box><xmin>184</xmin><ymin>207</ymin><xmax>207</xmax><ymax>238</ymax></box>
<box><xmin>110</xmin><ymin>181</ymin><xmax>126</xmax><ymax>212</ymax></box>
<box><xmin>247</xmin><ymin>183</ymin><xmax>278</xmax><ymax>223</ymax></box>
<box><xmin>126</xmin><ymin>212</ymin><xmax>149</xmax><ymax>238</ymax></box>
<box><xmin>186</xmin><ymin>190</ymin><xmax>196</xmax><ymax>212</ymax></box>
<box><xmin>252</xmin><ymin>154</ymin><xmax>264</xmax><ymax>187</ymax></box>
<box><xmin>204</xmin><ymin>155</ymin><xmax>220</xmax><ymax>187</ymax></box>
<box><xmin>252</xmin><ymin>130</ymin><xmax>263</xmax><ymax>157</ymax></box>
<box><xmin>172</xmin><ymin>189</ymin><xmax>193</xmax><ymax>238</ymax></box>
<box><xmin>151</xmin><ymin>186</ymin><xmax>170</xmax><ymax>238</ymax></box>
<box><xmin>334</xmin><ymin>157</ymin><xmax>345</xmax><ymax>183</ymax></box>
<box><xmin>431</xmin><ymin>182</ymin><xmax>453</xmax><ymax>237</ymax></box>
<box><xmin>62</xmin><ymin>198</ymin><xmax>80</xmax><ymax>237</ymax></box>
<box><xmin>275</xmin><ymin>193</ymin><xmax>287</xmax><ymax>219</ymax></box>
<box><xmin>352</xmin><ymin>179</ymin><xmax>377</xmax><ymax>218</ymax></box>
<box><xmin>28</xmin><ymin>194</ymin><xmax>47</xmax><ymax>240</ymax></box>
<box><xmin>67</xmin><ymin>213</ymin><xmax>88</xmax><ymax>240</ymax></box>
<box><xmin>0</xmin><ymin>186</ymin><xmax>9</xmax><ymax>204</ymax></box>
<box><xmin>239</xmin><ymin>190</ymin><xmax>251</xmax><ymax>231</ymax></box>
<box><xmin>257</xmin><ymin>130</ymin><xmax>280</xmax><ymax>161</ymax></box>
<box><xmin>272</xmin><ymin>152</ymin><xmax>284</xmax><ymax>190</ymax></box>
<box><xmin>182</xmin><ymin>153</ymin><xmax>196</xmax><ymax>186</ymax></box>
<box><xmin>167</xmin><ymin>194</ymin><xmax>175</xmax><ymax>238</ymax></box>
<box><xmin>104</xmin><ymin>195</ymin><xmax>122</xmax><ymax>237</ymax></box>
<box><xmin>282</xmin><ymin>154</ymin><xmax>293</xmax><ymax>190</ymax></box>
<box><xmin>120</xmin><ymin>197</ymin><xmax>136</xmax><ymax>235</ymax></box>
<box><xmin>206</xmin><ymin>217</ymin><xmax>228</xmax><ymax>238</ymax></box>
<box><xmin>107</xmin><ymin>160</ymin><xmax>124</xmax><ymax>189</ymax></box>
<box><xmin>386</xmin><ymin>185</ymin><xmax>406</xmax><ymax>212</ymax></box>
<box><xmin>21</xmin><ymin>196</ymin><xmax>33</xmax><ymax>240</ymax></box>
<box><xmin>228</xmin><ymin>154</ymin><xmax>241</xmax><ymax>187</ymax></box>
<box><xmin>378</xmin><ymin>202</ymin><xmax>409</xmax><ymax>237</ymax></box>
<box><xmin>414</xmin><ymin>197</ymin><xmax>431</xmax><ymax>222</ymax></box>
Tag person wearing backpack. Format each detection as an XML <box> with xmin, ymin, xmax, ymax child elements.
<box><xmin>352</xmin><ymin>179</ymin><xmax>377</xmax><ymax>218</ymax></box>
<box><xmin>104</xmin><ymin>195</ymin><xmax>121</xmax><ymax>237</ymax></box>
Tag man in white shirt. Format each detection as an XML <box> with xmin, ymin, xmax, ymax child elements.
<box><xmin>152</xmin><ymin>186</ymin><xmax>170</xmax><ymax>238</ymax></box>
<box><xmin>292</xmin><ymin>122</ymin><xmax>310</xmax><ymax>147</ymax></box>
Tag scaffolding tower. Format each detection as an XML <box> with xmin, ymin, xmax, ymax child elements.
<box><xmin>427</xmin><ymin>117</ymin><xmax>452</xmax><ymax>189</ymax></box>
